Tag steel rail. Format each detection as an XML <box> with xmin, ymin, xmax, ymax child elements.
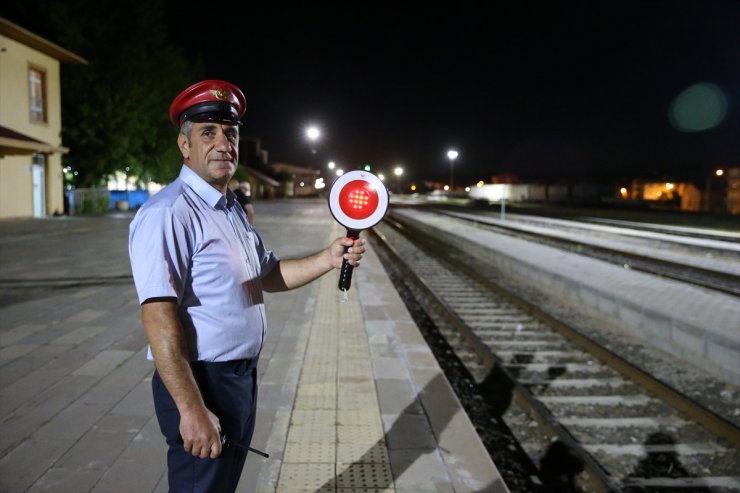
<box><xmin>370</xmin><ymin>219</ymin><xmax>624</xmax><ymax>493</ymax></box>
<box><xmin>432</xmin><ymin>208</ymin><xmax>740</xmax><ymax>297</ymax></box>
<box><xmin>386</xmin><ymin>212</ymin><xmax>740</xmax><ymax>449</ymax></box>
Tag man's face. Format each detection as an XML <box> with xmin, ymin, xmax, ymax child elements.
<box><xmin>178</xmin><ymin>122</ymin><xmax>239</xmax><ymax>190</ymax></box>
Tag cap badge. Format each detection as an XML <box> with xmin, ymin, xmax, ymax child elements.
<box><xmin>210</xmin><ymin>89</ymin><xmax>232</xmax><ymax>100</ymax></box>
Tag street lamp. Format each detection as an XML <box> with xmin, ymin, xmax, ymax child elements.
<box><xmin>705</xmin><ymin>168</ymin><xmax>725</xmax><ymax>212</ymax></box>
<box><xmin>305</xmin><ymin>126</ymin><xmax>320</xmax><ymax>167</ymax></box>
<box><xmin>394</xmin><ymin>166</ymin><xmax>404</xmax><ymax>194</ymax></box>
<box><xmin>447</xmin><ymin>149</ymin><xmax>458</xmax><ymax>190</ymax></box>
<box><xmin>306</xmin><ymin>126</ymin><xmax>320</xmax><ymax>142</ymax></box>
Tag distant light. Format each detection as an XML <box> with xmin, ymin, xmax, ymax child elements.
<box><xmin>328</xmin><ymin>161</ymin><xmax>336</xmax><ymax>170</ymax></box>
<box><xmin>378</xmin><ymin>173</ymin><xmax>385</xmax><ymax>181</ymax></box>
<box><xmin>443</xmin><ymin>185</ymin><xmax>449</xmax><ymax>191</ymax></box>
<box><xmin>299</xmin><ymin>181</ymin><xmax>305</xmax><ymax>187</ymax></box>
<box><xmin>315</xmin><ymin>178</ymin><xmax>325</xmax><ymax>189</ymax></box>
<box><xmin>336</xmin><ymin>169</ymin><xmax>344</xmax><ymax>176</ymax></box>
<box><xmin>716</xmin><ymin>169</ymin><xmax>724</xmax><ymax>177</ymax></box>
<box><xmin>410</xmin><ymin>185</ymin><xmax>417</xmax><ymax>191</ymax></box>
<box><xmin>394</xmin><ymin>167</ymin><xmax>403</xmax><ymax>176</ymax></box>
<box><xmin>669</xmin><ymin>82</ymin><xmax>727</xmax><ymax>132</ymax></box>
<box><xmin>363</xmin><ymin>163</ymin><xmax>371</xmax><ymax>171</ymax></box>
<box><xmin>447</xmin><ymin>150</ymin><xmax>458</xmax><ymax>160</ymax></box>
<box><xmin>476</xmin><ymin>181</ymin><xmax>484</xmax><ymax>188</ymax></box>
<box><xmin>306</xmin><ymin>126</ymin><xmax>320</xmax><ymax>141</ymax></box>
<box><xmin>666</xmin><ymin>183</ymin><xmax>674</xmax><ymax>190</ymax></box>
<box><xmin>620</xmin><ymin>187</ymin><xmax>628</xmax><ymax>198</ymax></box>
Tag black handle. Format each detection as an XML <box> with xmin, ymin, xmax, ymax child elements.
<box><xmin>338</xmin><ymin>229</ymin><xmax>360</xmax><ymax>291</ymax></box>
<box><xmin>177</xmin><ymin>433</ymin><xmax>269</xmax><ymax>458</ymax></box>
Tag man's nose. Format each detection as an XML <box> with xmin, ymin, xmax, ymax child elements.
<box><xmin>214</xmin><ymin>132</ymin><xmax>233</xmax><ymax>152</ymax></box>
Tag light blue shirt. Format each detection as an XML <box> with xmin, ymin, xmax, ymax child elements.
<box><xmin>128</xmin><ymin>165</ymin><xmax>279</xmax><ymax>362</ymax></box>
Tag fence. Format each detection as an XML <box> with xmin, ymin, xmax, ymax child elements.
<box><xmin>109</xmin><ymin>190</ymin><xmax>150</xmax><ymax>210</ymax></box>
<box><xmin>65</xmin><ymin>187</ymin><xmax>110</xmax><ymax>215</ymax></box>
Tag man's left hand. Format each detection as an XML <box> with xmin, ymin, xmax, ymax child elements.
<box><xmin>330</xmin><ymin>236</ymin><xmax>365</xmax><ymax>269</ymax></box>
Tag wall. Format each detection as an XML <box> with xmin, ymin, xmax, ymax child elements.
<box><xmin>0</xmin><ymin>155</ymin><xmax>33</xmax><ymax>217</ymax></box>
<box><xmin>0</xmin><ymin>32</ymin><xmax>65</xmax><ymax>218</ymax></box>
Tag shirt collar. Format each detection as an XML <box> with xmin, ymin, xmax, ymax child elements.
<box><xmin>179</xmin><ymin>165</ymin><xmax>227</xmax><ymax>208</ymax></box>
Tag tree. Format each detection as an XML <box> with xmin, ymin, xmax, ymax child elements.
<box><xmin>3</xmin><ymin>0</ymin><xmax>203</xmax><ymax>186</ymax></box>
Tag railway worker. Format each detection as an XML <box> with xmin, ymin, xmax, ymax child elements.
<box><xmin>128</xmin><ymin>79</ymin><xmax>365</xmax><ymax>493</ymax></box>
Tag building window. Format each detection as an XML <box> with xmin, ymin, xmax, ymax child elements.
<box><xmin>29</xmin><ymin>67</ymin><xmax>47</xmax><ymax>123</ymax></box>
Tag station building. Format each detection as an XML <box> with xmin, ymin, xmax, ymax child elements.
<box><xmin>0</xmin><ymin>17</ymin><xmax>86</xmax><ymax>218</ymax></box>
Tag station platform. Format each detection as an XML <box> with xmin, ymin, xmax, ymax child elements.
<box><xmin>0</xmin><ymin>199</ymin><xmax>507</xmax><ymax>493</ymax></box>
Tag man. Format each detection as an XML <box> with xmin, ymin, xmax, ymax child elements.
<box><xmin>128</xmin><ymin>79</ymin><xmax>364</xmax><ymax>493</ymax></box>
<box><xmin>228</xmin><ymin>178</ymin><xmax>255</xmax><ymax>223</ymax></box>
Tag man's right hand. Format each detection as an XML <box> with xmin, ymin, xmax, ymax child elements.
<box><xmin>179</xmin><ymin>407</ymin><xmax>222</xmax><ymax>459</ymax></box>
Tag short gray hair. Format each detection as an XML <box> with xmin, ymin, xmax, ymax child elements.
<box><xmin>180</xmin><ymin>121</ymin><xmax>193</xmax><ymax>146</ymax></box>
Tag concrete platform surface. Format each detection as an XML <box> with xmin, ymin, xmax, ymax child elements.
<box><xmin>0</xmin><ymin>199</ymin><xmax>507</xmax><ymax>493</ymax></box>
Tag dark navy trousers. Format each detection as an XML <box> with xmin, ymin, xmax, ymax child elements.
<box><xmin>152</xmin><ymin>358</ymin><xmax>259</xmax><ymax>493</ymax></box>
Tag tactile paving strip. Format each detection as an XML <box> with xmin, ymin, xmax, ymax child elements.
<box><xmin>338</xmin><ymin>425</ymin><xmax>385</xmax><ymax>444</ymax></box>
<box><xmin>278</xmin><ymin>247</ymin><xmax>394</xmax><ymax>492</ymax></box>
<box><xmin>335</xmin><ymin>488</ymin><xmax>395</xmax><ymax>493</ymax></box>
<box><xmin>338</xmin><ymin>383</ymin><xmax>376</xmax><ymax>395</ymax></box>
<box><xmin>283</xmin><ymin>442</ymin><xmax>336</xmax><ymax>463</ymax></box>
<box><xmin>286</xmin><ymin>424</ymin><xmax>336</xmax><ymax>444</ymax></box>
<box><xmin>337</xmin><ymin>393</ymin><xmax>379</xmax><ymax>409</ymax></box>
<box><xmin>337</xmin><ymin>443</ymin><xmax>390</xmax><ymax>464</ymax></box>
<box><xmin>337</xmin><ymin>409</ymin><xmax>382</xmax><ymax>426</ymax></box>
<box><xmin>297</xmin><ymin>382</ymin><xmax>337</xmax><ymax>397</ymax></box>
<box><xmin>335</xmin><ymin>462</ymin><xmax>393</xmax><ymax>489</ymax></box>
<box><xmin>337</xmin><ymin>366</ymin><xmax>375</xmax><ymax>379</ymax></box>
<box><xmin>291</xmin><ymin>409</ymin><xmax>336</xmax><ymax>425</ymax></box>
<box><xmin>277</xmin><ymin>463</ymin><xmax>335</xmax><ymax>492</ymax></box>
<box><xmin>293</xmin><ymin>393</ymin><xmax>336</xmax><ymax>410</ymax></box>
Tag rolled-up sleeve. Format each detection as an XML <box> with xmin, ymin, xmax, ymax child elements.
<box><xmin>129</xmin><ymin>205</ymin><xmax>192</xmax><ymax>305</ymax></box>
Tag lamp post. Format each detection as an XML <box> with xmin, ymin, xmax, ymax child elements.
<box><xmin>394</xmin><ymin>166</ymin><xmax>404</xmax><ymax>194</ymax></box>
<box><xmin>447</xmin><ymin>149</ymin><xmax>458</xmax><ymax>191</ymax></box>
<box><xmin>705</xmin><ymin>168</ymin><xmax>725</xmax><ymax>212</ymax></box>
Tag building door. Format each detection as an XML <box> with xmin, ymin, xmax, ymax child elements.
<box><xmin>32</xmin><ymin>153</ymin><xmax>46</xmax><ymax>217</ymax></box>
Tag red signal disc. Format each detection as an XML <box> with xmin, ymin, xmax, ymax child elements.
<box><xmin>328</xmin><ymin>170</ymin><xmax>388</xmax><ymax>230</ymax></box>
<box><xmin>338</xmin><ymin>180</ymin><xmax>379</xmax><ymax>219</ymax></box>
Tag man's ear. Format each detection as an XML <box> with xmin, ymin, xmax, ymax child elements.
<box><xmin>177</xmin><ymin>133</ymin><xmax>190</xmax><ymax>159</ymax></box>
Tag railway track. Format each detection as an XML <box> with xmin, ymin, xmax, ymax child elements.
<box><xmin>369</xmin><ymin>213</ymin><xmax>740</xmax><ymax>493</ymax></box>
<box><xmin>424</xmin><ymin>207</ymin><xmax>740</xmax><ymax>297</ymax></box>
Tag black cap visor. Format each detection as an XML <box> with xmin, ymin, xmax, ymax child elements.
<box><xmin>180</xmin><ymin>101</ymin><xmax>240</xmax><ymax>125</ymax></box>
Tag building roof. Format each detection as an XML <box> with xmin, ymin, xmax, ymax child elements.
<box><xmin>0</xmin><ymin>17</ymin><xmax>87</xmax><ymax>65</ymax></box>
<box><xmin>0</xmin><ymin>125</ymin><xmax>69</xmax><ymax>156</ymax></box>
<box><xmin>244</xmin><ymin>166</ymin><xmax>280</xmax><ymax>187</ymax></box>
<box><xmin>271</xmin><ymin>162</ymin><xmax>320</xmax><ymax>176</ymax></box>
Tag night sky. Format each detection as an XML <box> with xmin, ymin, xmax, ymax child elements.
<box><xmin>162</xmin><ymin>2</ymin><xmax>740</xmax><ymax>187</ymax></box>
<box><xmin>10</xmin><ymin>2</ymin><xmax>740</xmax><ymax>187</ymax></box>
